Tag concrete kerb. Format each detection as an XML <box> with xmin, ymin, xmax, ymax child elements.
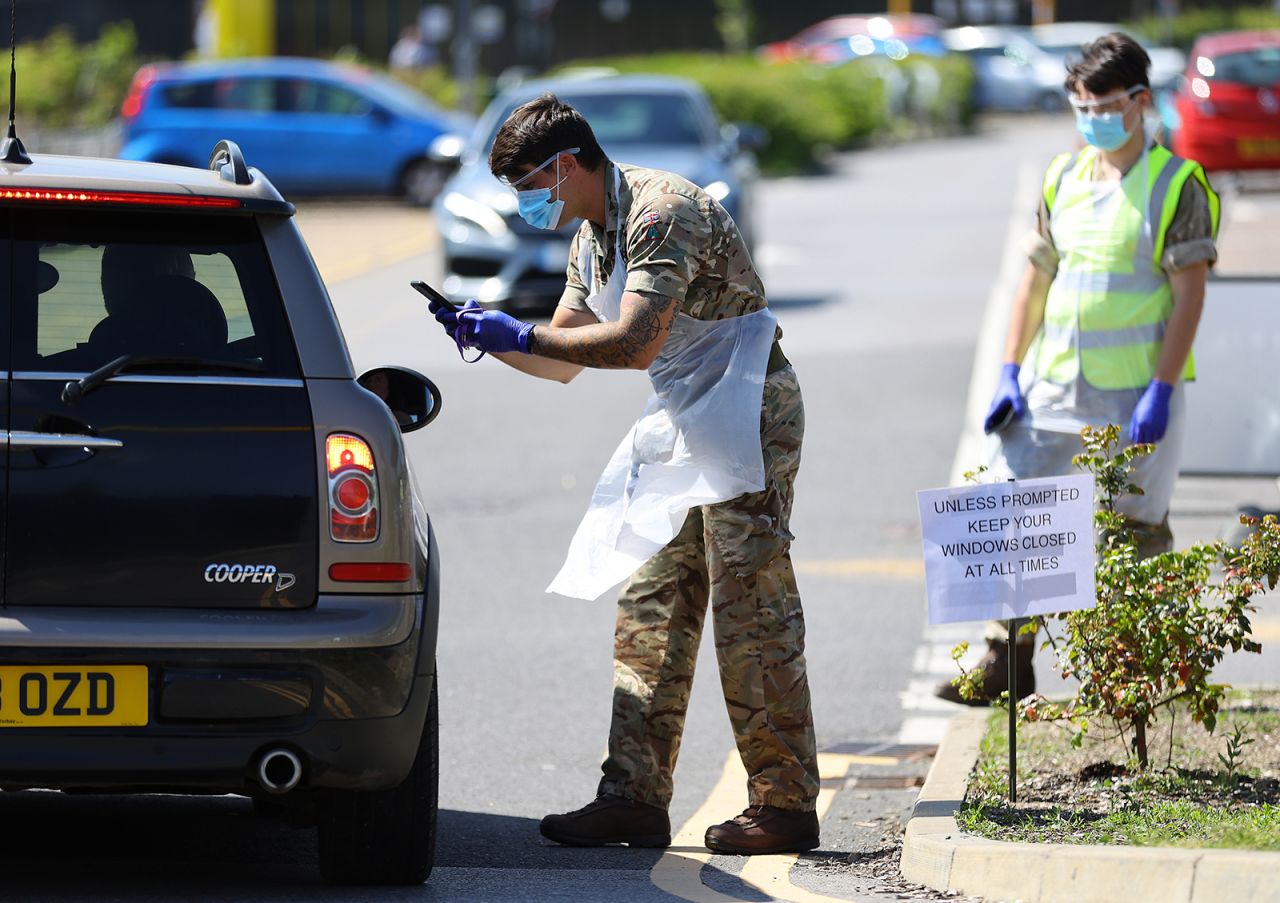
<box><xmin>900</xmin><ymin>709</ymin><xmax>1280</xmax><ymax>903</ymax></box>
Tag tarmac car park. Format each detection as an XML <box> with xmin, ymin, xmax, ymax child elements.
<box><xmin>0</xmin><ymin>140</ymin><xmax>443</xmax><ymax>885</ymax></box>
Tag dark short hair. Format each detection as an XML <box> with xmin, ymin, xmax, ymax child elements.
<box><xmin>488</xmin><ymin>93</ymin><xmax>605</xmax><ymax>181</ymax></box>
<box><xmin>1065</xmin><ymin>32</ymin><xmax>1151</xmax><ymax>95</ymax></box>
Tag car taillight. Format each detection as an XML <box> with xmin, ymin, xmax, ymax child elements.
<box><xmin>329</xmin><ymin>562</ymin><xmax>412</xmax><ymax>582</ymax></box>
<box><xmin>327</xmin><ymin>434</ymin><xmax>379</xmax><ymax>543</ymax></box>
<box><xmin>121</xmin><ymin>65</ymin><xmax>157</xmax><ymax>122</ymax></box>
<box><xmin>0</xmin><ymin>188</ymin><xmax>241</xmax><ymax>209</ymax></box>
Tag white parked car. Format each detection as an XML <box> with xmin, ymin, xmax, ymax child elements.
<box><xmin>944</xmin><ymin>25</ymin><xmax>1068</xmax><ymax>111</ymax></box>
<box><xmin>1030</xmin><ymin>21</ymin><xmax>1186</xmax><ymax>92</ymax></box>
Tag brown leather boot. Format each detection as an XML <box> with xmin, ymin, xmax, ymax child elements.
<box><xmin>539</xmin><ymin>794</ymin><xmax>671</xmax><ymax>848</ymax></box>
<box><xmin>934</xmin><ymin>639</ymin><xmax>1036</xmax><ymax>706</ymax></box>
<box><xmin>704</xmin><ymin>806</ymin><xmax>819</xmax><ymax>855</ymax></box>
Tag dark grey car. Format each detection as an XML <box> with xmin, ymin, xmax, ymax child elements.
<box><xmin>430</xmin><ymin>73</ymin><xmax>764</xmax><ymax>313</ymax></box>
<box><xmin>0</xmin><ymin>141</ymin><xmax>443</xmax><ymax>886</ymax></box>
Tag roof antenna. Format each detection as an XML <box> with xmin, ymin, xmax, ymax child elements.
<box><xmin>0</xmin><ymin>0</ymin><xmax>30</xmax><ymax>164</ymax></box>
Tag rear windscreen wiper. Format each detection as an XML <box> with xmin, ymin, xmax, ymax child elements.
<box><xmin>62</xmin><ymin>354</ymin><xmax>267</xmax><ymax>404</ymax></box>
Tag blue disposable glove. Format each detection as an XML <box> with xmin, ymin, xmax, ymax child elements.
<box><xmin>428</xmin><ymin>296</ymin><xmax>461</xmax><ymax>338</ymax></box>
<box><xmin>456</xmin><ymin>306</ymin><xmax>535</xmax><ymax>355</ymax></box>
<box><xmin>983</xmin><ymin>363</ymin><xmax>1027</xmax><ymax>434</ymax></box>
<box><xmin>1129</xmin><ymin>379</ymin><xmax>1173</xmax><ymax>444</ymax></box>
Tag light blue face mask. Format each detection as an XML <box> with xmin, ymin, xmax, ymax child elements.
<box><xmin>509</xmin><ymin>147</ymin><xmax>580</xmax><ymax>231</ymax></box>
<box><xmin>1072</xmin><ymin>86</ymin><xmax>1143</xmax><ymax>151</ymax></box>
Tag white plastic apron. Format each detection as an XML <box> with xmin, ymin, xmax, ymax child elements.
<box><xmin>989</xmin><ymin>139</ymin><xmax>1183</xmax><ymax>524</ymax></box>
<box><xmin>546</xmin><ymin>199</ymin><xmax>777</xmax><ymax>600</ymax></box>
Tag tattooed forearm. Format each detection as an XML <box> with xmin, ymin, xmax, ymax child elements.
<box><xmin>528</xmin><ymin>294</ymin><xmax>677</xmax><ymax>369</ymax></box>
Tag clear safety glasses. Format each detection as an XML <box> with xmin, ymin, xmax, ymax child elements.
<box><xmin>502</xmin><ymin>147</ymin><xmax>580</xmax><ymax>189</ymax></box>
<box><xmin>1068</xmin><ymin>85</ymin><xmax>1145</xmax><ymax>116</ymax></box>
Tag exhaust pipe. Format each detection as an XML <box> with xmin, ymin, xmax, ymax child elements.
<box><xmin>257</xmin><ymin>748</ymin><xmax>302</xmax><ymax>794</ymax></box>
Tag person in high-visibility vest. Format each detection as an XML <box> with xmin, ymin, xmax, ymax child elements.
<box><xmin>937</xmin><ymin>32</ymin><xmax>1219</xmax><ymax>706</ymax></box>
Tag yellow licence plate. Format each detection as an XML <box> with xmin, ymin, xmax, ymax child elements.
<box><xmin>1238</xmin><ymin>137</ymin><xmax>1280</xmax><ymax>159</ymax></box>
<box><xmin>0</xmin><ymin>666</ymin><xmax>149</xmax><ymax>727</ymax></box>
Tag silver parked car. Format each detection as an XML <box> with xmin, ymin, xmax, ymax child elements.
<box><xmin>1030</xmin><ymin>21</ymin><xmax>1187</xmax><ymax>92</ymax></box>
<box><xmin>430</xmin><ymin>73</ymin><xmax>764</xmax><ymax>313</ymax></box>
<box><xmin>944</xmin><ymin>25</ymin><xmax>1068</xmax><ymax>112</ymax></box>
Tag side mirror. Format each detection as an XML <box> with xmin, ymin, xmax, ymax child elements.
<box><xmin>368</xmin><ymin>104</ymin><xmax>394</xmax><ymax>126</ymax></box>
<box><xmin>428</xmin><ymin>133</ymin><xmax>466</xmax><ymax>165</ymax></box>
<box><xmin>739</xmin><ymin>124</ymin><xmax>768</xmax><ymax>151</ymax></box>
<box><xmin>723</xmin><ymin>122</ymin><xmax>768</xmax><ymax>153</ymax></box>
<box><xmin>358</xmin><ymin>366</ymin><xmax>441</xmax><ymax>433</ymax></box>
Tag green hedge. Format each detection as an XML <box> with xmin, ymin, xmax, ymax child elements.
<box><xmin>1128</xmin><ymin>5</ymin><xmax>1280</xmax><ymax>53</ymax></box>
<box><xmin>554</xmin><ymin>53</ymin><xmax>973</xmax><ymax>174</ymax></box>
<box><xmin>3</xmin><ymin>23</ymin><xmax>141</xmax><ymax>129</ymax></box>
<box><xmin>387</xmin><ymin>64</ymin><xmax>468</xmax><ymax>110</ymax></box>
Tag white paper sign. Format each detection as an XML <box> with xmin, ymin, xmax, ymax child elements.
<box><xmin>916</xmin><ymin>474</ymin><xmax>1096</xmax><ymax>625</ymax></box>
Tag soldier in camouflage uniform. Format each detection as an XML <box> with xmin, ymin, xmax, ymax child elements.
<box><xmin>427</xmin><ymin>94</ymin><xmax>820</xmax><ymax>855</ymax></box>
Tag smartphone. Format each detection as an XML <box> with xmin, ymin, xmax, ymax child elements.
<box><xmin>410</xmin><ymin>279</ymin><xmax>458</xmax><ymax>312</ymax></box>
<box><xmin>985</xmin><ymin>404</ymin><xmax>1016</xmax><ymax>435</ymax></box>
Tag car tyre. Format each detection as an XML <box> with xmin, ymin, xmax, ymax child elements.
<box><xmin>1037</xmin><ymin>91</ymin><xmax>1066</xmax><ymax>113</ymax></box>
<box><xmin>400</xmin><ymin>159</ymin><xmax>446</xmax><ymax>206</ymax></box>
<box><xmin>317</xmin><ymin>670</ymin><xmax>438</xmax><ymax>885</ymax></box>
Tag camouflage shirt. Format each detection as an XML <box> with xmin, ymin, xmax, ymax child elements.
<box><xmin>558</xmin><ymin>162</ymin><xmax>776</xmax><ymax>332</ymax></box>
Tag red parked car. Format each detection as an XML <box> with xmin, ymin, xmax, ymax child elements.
<box><xmin>1172</xmin><ymin>30</ymin><xmax>1280</xmax><ymax>171</ymax></box>
<box><xmin>759</xmin><ymin>14</ymin><xmax>945</xmax><ymax>65</ymax></box>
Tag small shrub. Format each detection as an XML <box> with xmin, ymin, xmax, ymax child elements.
<box><xmin>952</xmin><ymin>425</ymin><xmax>1280</xmax><ymax>770</ymax></box>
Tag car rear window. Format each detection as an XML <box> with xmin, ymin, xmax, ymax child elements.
<box><xmin>487</xmin><ymin>92</ymin><xmax>707</xmax><ymax>149</ymax></box>
<box><xmin>11</xmin><ymin>209</ymin><xmax>301</xmax><ymax>378</ymax></box>
<box><xmin>1204</xmin><ymin>47</ymin><xmax>1280</xmax><ymax>87</ymax></box>
<box><xmin>161</xmin><ymin>80</ymin><xmax>217</xmax><ymax>108</ymax></box>
<box><xmin>161</xmin><ymin>77</ymin><xmax>275</xmax><ymax>111</ymax></box>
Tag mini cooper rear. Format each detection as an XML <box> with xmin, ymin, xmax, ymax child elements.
<box><xmin>0</xmin><ymin>141</ymin><xmax>442</xmax><ymax>885</ymax></box>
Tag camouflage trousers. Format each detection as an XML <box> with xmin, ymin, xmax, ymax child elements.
<box><xmin>598</xmin><ymin>365</ymin><xmax>820</xmax><ymax>812</ymax></box>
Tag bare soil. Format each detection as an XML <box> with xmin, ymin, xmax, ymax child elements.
<box><xmin>966</xmin><ymin>690</ymin><xmax>1280</xmax><ymax>842</ymax></box>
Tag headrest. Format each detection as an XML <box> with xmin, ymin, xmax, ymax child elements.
<box><xmin>124</xmin><ymin>275</ymin><xmax>229</xmax><ymax>358</ymax></box>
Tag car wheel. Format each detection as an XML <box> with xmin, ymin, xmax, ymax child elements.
<box><xmin>400</xmin><ymin>159</ymin><xmax>446</xmax><ymax>206</ymax></box>
<box><xmin>1037</xmin><ymin>91</ymin><xmax>1066</xmax><ymax>113</ymax></box>
<box><xmin>317</xmin><ymin>670</ymin><xmax>438</xmax><ymax>885</ymax></box>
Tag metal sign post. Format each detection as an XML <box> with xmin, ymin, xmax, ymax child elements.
<box><xmin>1007</xmin><ymin>477</ymin><xmax>1019</xmax><ymax>805</ymax></box>
<box><xmin>1007</xmin><ymin>615</ymin><xmax>1020</xmax><ymax>804</ymax></box>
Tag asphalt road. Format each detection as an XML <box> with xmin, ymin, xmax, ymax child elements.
<box><xmin>6</xmin><ymin>115</ymin><xmax>1275</xmax><ymax>901</ymax></box>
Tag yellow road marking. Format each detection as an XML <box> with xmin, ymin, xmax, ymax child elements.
<box><xmin>649</xmin><ymin>749</ymin><xmax>750</xmax><ymax>903</ymax></box>
<box><xmin>318</xmin><ymin>232</ymin><xmax>433</xmax><ymax>286</ymax></box>
<box><xmin>793</xmin><ymin>558</ymin><xmax>924</xmax><ymax>579</ymax></box>
<box><xmin>651</xmin><ymin>750</ymin><xmax>903</xmax><ymax>902</ymax></box>
<box><xmin>738</xmin><ymin>753</ymin><xmax>859</xmax><ymax>903</ymax></box>
<box><xmin>1251</xmin><ymin>618</ymin><xmax>1280</xmax><ymax>644</ymax></box>
<box><xmin>819</xmin><ymin>754</ymin><xmax>899</xmax><ymax>779</ymax></box>
<box><xmin>296</xmin><ymin>204</ymin><xmax>438</xmax><ymax>286</ymax></box>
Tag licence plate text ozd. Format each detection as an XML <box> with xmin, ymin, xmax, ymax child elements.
<box><xmin>0</xmin><ymin>666</ymin><xmax>149</xmax><ymax>727</ymax></box>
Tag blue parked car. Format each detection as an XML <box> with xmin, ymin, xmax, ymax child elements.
<box><xmin>119</xmin><ymin>57</ymin><xmax>468</xmax><ymax>203</ymax></box>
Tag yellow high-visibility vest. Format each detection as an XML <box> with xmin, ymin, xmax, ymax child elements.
<box><xmin>1034</xmin><ymin>144</ymin><xmax>1220</xmax><ymax>390</ymax></box>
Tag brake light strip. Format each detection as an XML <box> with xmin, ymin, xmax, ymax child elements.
<box><xmin>0</xmin><ymin>188</ymin><xmax>242</xmax><ymax>208</ymax></box>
